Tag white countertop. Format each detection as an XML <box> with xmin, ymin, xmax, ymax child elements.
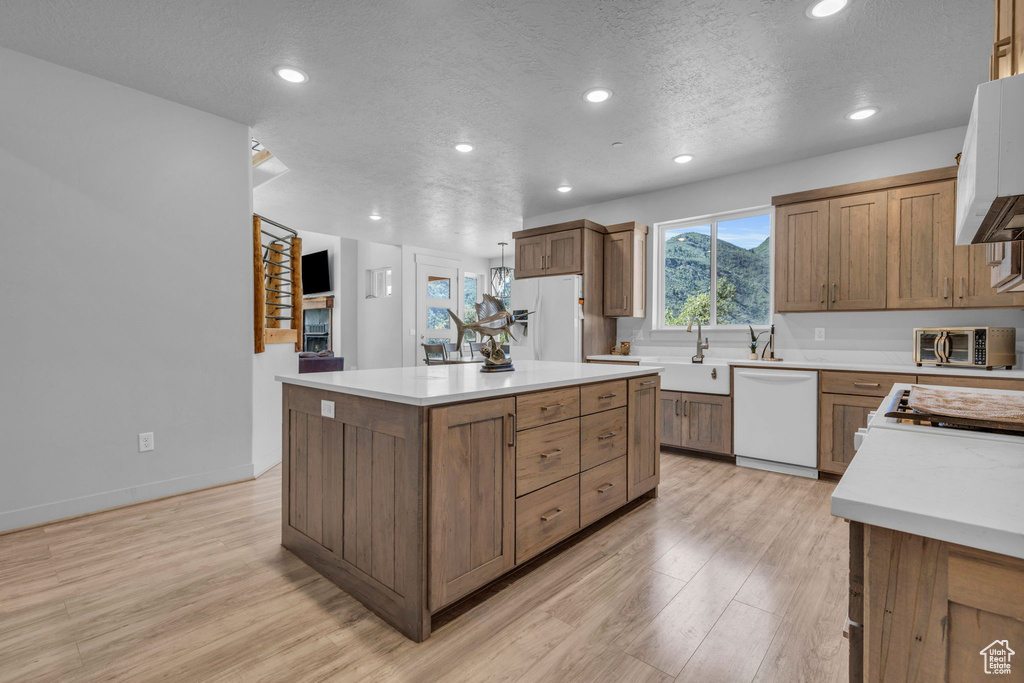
<box><xmin>277</xmin><ymin>359</ymin><xmax>663</xmax><ymax>406</ymax></box>
<box><xmin>587</xmin><ymin>354</ymin><xmax>1024</xmax><ymax>379</ymax></box>
<box><xmin>832</xmin><ymin>384</ymin><xmax>1024</xmax><ymax>559</ymax></box>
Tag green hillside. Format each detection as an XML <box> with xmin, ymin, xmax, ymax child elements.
<box><xmin>664</xmin><ymin>232</ymin><xmax>770</xmax><ymax>325</ymax></box>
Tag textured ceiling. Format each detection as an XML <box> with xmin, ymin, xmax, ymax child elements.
<box><xmin>0</xmin><ymin>1</ymin><xmax>990</xmax><ymax>257</ymax></box>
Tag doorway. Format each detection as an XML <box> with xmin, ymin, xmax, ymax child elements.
<box><xmin>416</xmin><ymin>263</ymin><xmax>458</xmax><ymax>354</ymax></box>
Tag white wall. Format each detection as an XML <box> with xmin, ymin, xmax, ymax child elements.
<box><xmin>357</xmin><ymin>241</ymin><xmax>404</xmax><ymax>370</ymax></box>
<box><xmin>0</xmin><ymin>47</ymin><xmax>253</xmax><ymax>531</ymax></box>
<box><xmin>523</xmin><ymin>127</ymin><xmax>1024</xmax><ymax>357</ymax></box>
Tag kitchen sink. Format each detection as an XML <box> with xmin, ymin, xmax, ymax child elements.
<box><xmin>637</xmin><ymin>357</ymin><xmax>731</xmax><ymax>395</ymax></box>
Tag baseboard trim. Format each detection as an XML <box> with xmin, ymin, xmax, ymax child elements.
<box><xmin>253</xmin><ymin>448</ymin><xmax>281</xmax><ymax>477</ymax></box>
<box><xmin>0</xmin><ymin>462</ymin><xmax>259</xmax><ymax>534</ymax></box>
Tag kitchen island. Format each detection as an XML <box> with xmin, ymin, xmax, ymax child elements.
<box><xmin>276</xmin><ymin>360</ymin><xmax>662</xmax><ymax>641</ymax></box>
<box><xmin>832</xmin><ymin>385</ymin><xmax>1024</xmax><ymax>681</ymax></box>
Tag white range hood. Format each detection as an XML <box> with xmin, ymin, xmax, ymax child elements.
<box><xmin>956</xmin><ymin>72</ymin><xmax>1024</xmax><ymax>245</ymax></box>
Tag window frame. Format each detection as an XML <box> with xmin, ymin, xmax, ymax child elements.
<box><xmin>653</xmin><ymin>205</ymin><xmax>774</xmax><ymax>331</ymax></box>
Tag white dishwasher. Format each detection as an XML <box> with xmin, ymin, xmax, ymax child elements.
<box><xmin>733</xmin><ymin>368</ymin><xmax>819</xmax><ymax>479</ymax></box>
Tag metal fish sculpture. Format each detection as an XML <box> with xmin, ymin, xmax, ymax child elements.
<box><xmin>447</xmin><ymin>294</ymin><xmax>530</xmax><ymax>347</ymax></box>
<box><xmin>448</xmin><ymin>294</ymin><xmax>532</xmax><ymax>371</ymax></box>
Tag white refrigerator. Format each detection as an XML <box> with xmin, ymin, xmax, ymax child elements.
<box><xmin>509</xmin><ymin>275</ymin><xmax>583</xmax><ymax>362</ymax></box>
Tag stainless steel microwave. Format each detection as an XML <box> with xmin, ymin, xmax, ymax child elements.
<box><xmin>913</xmin><ymin>327</ymin><xmax>1016</xmax><ymax>370</ymax></box>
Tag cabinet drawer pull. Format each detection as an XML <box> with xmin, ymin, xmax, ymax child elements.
<box><xmin>507</xmin><ymin>413</ymin><xmax>516</xmax><ymax>447</ymax></box>
<box><xmin>598</xmin><ymin>393</ymin><xmax>617</xmax><ymax>399</ymax></box>
<box><xmin>541</xmin><ymin>403</ymin><xmax>566</xmax><ymax>411</ymax></box>
<box><xmin>943</xmin><ymin>277</ymin><xmax>949</xmax><ymax>299</ymax></box>
<box><xmin>597</xmin><ymin>432</ymin><xmax>618</xmax><ymax>440</ymax></box>
<box><xmin>820</xmin><ymin>283</ymin><xmax>826</xmax><ymax>304</ymax></box>
<box><xmin>682</xmin><ymin>400</ymin><xmax>688</xmax><ymax>417</ymax></box>
<box><xmin>831</xmin><ymin>283</ymin><xmax>837</xmax><ymax>304</ymax></box>
<box><xmin>539</xmin><ymin>449</ymin><xmax>563</xmax><ymax>459</ymax></box>
<box><xmin>540</xmin><ymin>507</ymin><xmax>564</xmax><ymax>522</ymax></box>
<box><xmin>853</xmin><ymin>382</ymin><xmax>880</xmax><ymax>388</ymax></box>
<box><xmin>597</xmin><ymin>483</ymin><xmax>616</xmax><ymax>493</ymax></box>
<box><xmin>640</xmin><ymin>380</ymin><xmax>656</xmax><ymax>386</ymax></box>
<box><xmin>959</xmin><ymin>277</ymin><xmax>965</xmax><ymax>300</ymax></box>
<box><xmin>675</xmin><ymin>399</ymin><xmax>681</xmax><ymax>416</ymax></box>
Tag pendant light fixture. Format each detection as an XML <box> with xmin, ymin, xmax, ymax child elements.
<box><xmin>490</xmin><ymin>241</ymin><xmax>514</xmax><ymax>301</ymax></box>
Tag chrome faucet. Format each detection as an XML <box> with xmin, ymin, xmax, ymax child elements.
<box><xmin>686</xmin><ymin>317</ymin><xmax>709</xmax><ymax>364</ymax></box>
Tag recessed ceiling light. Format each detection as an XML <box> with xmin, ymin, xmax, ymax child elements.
<box><xmin>369</xmin><ymin>214</ymin><xmax>382</xmax><ymax>220</ymax></box>
<box><xmin>584</xmin><ymin>88</ymin><xmax>612</xmax><ymax>103</ymax></box>
<box><xmin>455</xmin><ymin>143</ymin><xmax>473</xmax><ymax>153</ymax></box>
<box><xmin>274</xmin><ymin>66</ymin><xmax>309</xmax><ymax>84</ymax></box>
<box><xmin>557</xmin><ymin>185</ymin><xmax>573</xmax><ymax>193</ymax></box>
<box><xmin>807</xmin><ymin>0</ymin><xmax>848</xmax><ymax>18</ymax></box>
<box><xmin>846</xmin><ymin>107</ymin><xmax>878</xmax><ymax>120</ymax></box>
<box><xmin>673</xmin><ymin>154</ymin><xmax>695</xmax><ymax>164</ymax></box>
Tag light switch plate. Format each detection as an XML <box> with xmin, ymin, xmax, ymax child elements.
<box><xmin>814</xmin><ymin>328</ymin><xmax>826</xmax><ymax>342</ymax></box>
<box><xmin>321</xmin><ymin>400</ymin><xmax>335</xmax><ymax>419</ymax></box>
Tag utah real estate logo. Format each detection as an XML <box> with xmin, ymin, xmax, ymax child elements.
<box><xmin>980</xmin><ymin>640</ymin><xmax>1014</xmax><ymax>675</ymax></box>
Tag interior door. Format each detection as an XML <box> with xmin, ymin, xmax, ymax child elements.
<box><xmin>417</xmin><ymin>263</ymin><xmax>458</xmax><ymax>352</ymax></box>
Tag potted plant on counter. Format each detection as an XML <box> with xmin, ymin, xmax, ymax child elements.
<box><xmin>748</xmin><ymin>325</ymin><xmax>767</xmax><ymax>360</ymax></box>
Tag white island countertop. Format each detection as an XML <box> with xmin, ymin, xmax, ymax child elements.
<box><xmin>277</xmin><ymin>359</ymin><xmax>663</xmax><ymax>407</ymax></box>
<box><xmin>832</xmin><ymin>385</ymin><xmax>1024</xmax><ymax>559</ymax></box>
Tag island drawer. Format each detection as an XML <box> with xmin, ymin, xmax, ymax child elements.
<box><xmin>516</xmin><ymin>419</ymin><xmax>581</xmax><ymax>496</ymax></box>
<box><xmin>820</xmin><ymin>371</ymin><xmax>917</xmax><ymax>397</ymax></box>
<box><xmin>580</xmin><ymin>380</ymin><xmax>628</xmax><ymax>415</ymax></box>
<box><xmin>515</xmin><ymin>475</ymin><xmax>580</xmax><ymax>564</ymax></box>
<box><xmin>579</xmin><ymin>407</ymin><xmax>627</xmax><ymax>471</ymax></box>
<box><xmin>580</xmin><ymin>456</ymin><xmax>626</xmax><ymax>527</ymax></box>
<box><xmin>516</xmin><ymin>387</ymin><xmax>580</xmax><ymax>430</ymax></box>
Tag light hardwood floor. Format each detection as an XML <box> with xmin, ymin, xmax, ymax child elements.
<box><xmin>0</xmin><ymin>453</ymin><xmax>849</xmax><ymax>682</ymax></box>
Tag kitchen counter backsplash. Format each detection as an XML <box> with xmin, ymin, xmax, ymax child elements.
<box><xmin>624</xmin><ymin>345</ymin><xmax>1022</xmax><ymax>369</ymax></box>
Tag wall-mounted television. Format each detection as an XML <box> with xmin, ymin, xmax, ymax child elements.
<box><xmin>302</xmin><ymin>250</ymin><xmax>331</xmax><ymax>294</ymax></box>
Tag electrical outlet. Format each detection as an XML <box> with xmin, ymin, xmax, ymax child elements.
<box><xmin>815</xmin><ymin>328</ymin><xmax>826</xmax><ymax>342</ymax></box>
<box><xmin>321</xmin><ymin>400</ymin><xmax>335</xmax><ymax>419</ymax></box>
<box><xmin>138</xmin><ymin>432</ymin><xmax>154</xmax><ymax>452</ymax></box>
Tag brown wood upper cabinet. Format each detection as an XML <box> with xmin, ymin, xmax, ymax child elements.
<box><xmin>603</xmin><ymin>222</ymin><xmax>647</xmax><ymax>317</ymax></box>
<box><xmin>886</xmin><ymin>181</ymin><xmax>956</xmax><ymax>309</ymax></box>
<box><xmin>775</xmin><ymin>200</ymin><xmax>831</xmax><ymax>312</ymax></box>
<box><xmin>991</xmin><ymin>0</ymin><xmax>1024</xmax><ymax>79</ymax></box>
<box><xmin>514</xmin><ymin>229</ymin><xmax>582</xmax><ymax>278</ymax></box>
<box><xmin>776</xmin><ymin>193</ymin><xmax>887</xmax><ymax>312</ymax></box>
<box><xmin>775</xmin><ymin>169</ymin><xmax>1023</xmax><ymax>312</ymax></box>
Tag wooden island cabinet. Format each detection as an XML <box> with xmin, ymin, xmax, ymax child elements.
<box><xmin>278</xmin><ymin>361</ymin><xmax>660</xmax><ymax>641</ymax></box>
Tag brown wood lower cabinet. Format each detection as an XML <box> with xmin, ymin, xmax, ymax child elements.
<box><xmin>853</xmin><ymin>523</ymin><xmax>1024</xmax><ymax>682</ymax></box>
<box><xmin>819</xmin><ymin>394</ymin><xmax>878</xmax><ymax>476</ymax></box>
<box><xmin>580</xmin><ymin>456</ymin><xmax>627</xmax><ymax>526</ymax></box>
<box><xmin>429</xmin><ymin>398</ymin><xmax>516</xmax><ymax>611</ymax></box>
<box><xmin>281</xmin><ymin>373</ymin><xmax>660</xmax><ymax>642</ymax></box>
<box><xmin>627</xmin><ymin>376</ymin><xmax>660</xmax><ymax>500</ymax></box>
<box><xmin>515</xmin><ymin>474</ymin><xmax>580</xmax><ymax>564</ymax></box>
<box><xmin>659</xmin><ymin>390</ymin><xmax>732</xmax><ymax>456</ymax></box>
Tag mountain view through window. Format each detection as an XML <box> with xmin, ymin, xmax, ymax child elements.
<box><xmin>663</xmin><ymin>212</ymin><xmax>771</xmax><ymax>326</ymax></box>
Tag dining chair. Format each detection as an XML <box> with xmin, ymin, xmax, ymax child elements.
<box><xmin>443</xmin><ymin>342</ymin><xmax>460</xmax><ymax>359</ymax></box>
<box><xmin>422</xmin><ymin>343</ymin><xmax>447</xmax><ymax>365</ymax></box>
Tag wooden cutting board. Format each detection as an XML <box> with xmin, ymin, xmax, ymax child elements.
<box><xmin>908</xmin><ymin>385</ymin><xmax>1024</xmax><ymax>426</ymax></box>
